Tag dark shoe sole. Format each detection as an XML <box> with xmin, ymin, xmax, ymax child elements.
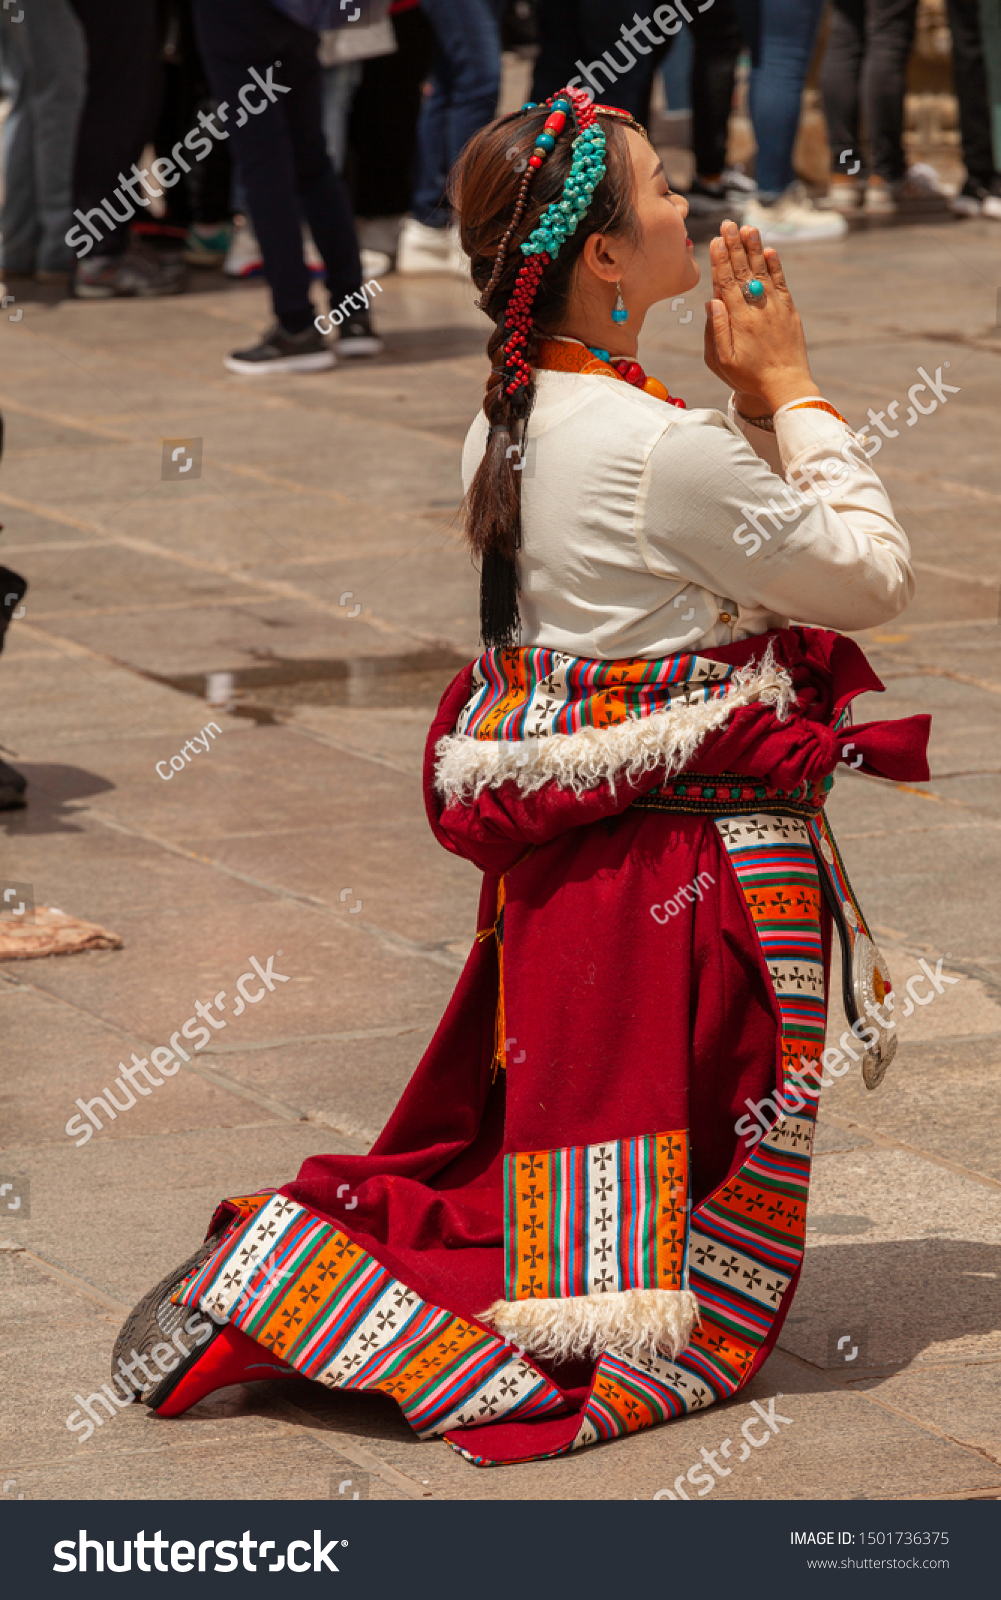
<box><xmin>112</xmin><ymin>1232</ymin><xmax>226</xmax><ymax>1409</ymax></box>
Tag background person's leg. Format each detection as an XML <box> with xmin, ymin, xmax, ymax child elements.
<box><xmin>0</xmin><ymin>11</ymin><xmax>39</xmax><ymax>274</ymax></box>
<box><xmin>412</xmin><ymin>0</ymin><xmax>501</xmax><ymax>226</ymax></box>
<box><xmin>68</xmin><ymin>0</ymin><xmax>162</xmax><ymax>257</ymax></box>
<box><xmin>819</xmin><ymin>0</ymin><xmax>867</xmax><ymax>179</ymax></box>
<box><xmin>945</xmin><ymin>0</ymin><xmax>999</xmax><ymax>186</ymax></box>
<box><xmin>862</xmin><ymin>0</ymin><xmax>919</xmax><ymax>184</ymax></box>
<box><xmin>735</xmin><ymin>0</ymin><xmax>826</xmax><ymax>196</ymax></box>
<box><xmin>689</xmin><ymin>0</ymin><xmax>742</xmax><ymax>181</ymax></box>
<box><xmin>193</xmin><ymin>0</ymin><xmax>317</xmax><ymax>333</ymax></box>
<box><xmin>348</xmin><ymin>5</ymin><xmax>435</xmax><ymax>224</ymax></box>
<box><xmin>978</xmin><ymin>0</ymin><xmax>1001</xmax><ymax>174</ymax></box>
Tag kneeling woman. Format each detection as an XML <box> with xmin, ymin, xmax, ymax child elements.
<box><xmin>115</xmin><ymin>88</ymin><xmax>929</xmax><ymax>1466</ymax></box>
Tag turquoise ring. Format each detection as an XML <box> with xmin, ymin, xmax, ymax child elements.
<box><xmin>741</xmin><ymin>278</ymin><xmax>765</xmax><ymax>305</ymax></box>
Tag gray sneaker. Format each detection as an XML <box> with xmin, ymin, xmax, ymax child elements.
<box><xmin>73</xmin><ymin>245</ymin><xmax>187</xmax><ymax>299</ymax></box>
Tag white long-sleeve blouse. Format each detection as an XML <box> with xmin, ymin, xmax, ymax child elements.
<box><xmin>461</xmin><ymin>361</ymin><xmax>914</xmax><ymax>659</ymax></box>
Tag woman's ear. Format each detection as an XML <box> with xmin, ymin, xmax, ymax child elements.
<box><xmin>580</xmin><ymin>230</ymin><xmax>625</xmax><ymax>286</ymax></box>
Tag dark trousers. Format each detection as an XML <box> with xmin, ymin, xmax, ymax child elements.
<box><xmin>531</xmin><ymin>0</ymin><xmax>740</xmax><ymax>176</ymax></box>
<box><xmin>821</xmin><ymin>0</ymin><xmax>996</xmax><ymax>183</ymax></box>
<box><xmin>69</xmin><ymin>0</ymin><xmax>161</xmax><ymax>257</ymax></box>
<box><xmin>348</xmin><ymin>6</ymin><xmax>435</xmax><ymax>217</ymax></box>
<box><xmin>154</xmin><ymin>0</ymin><xmax>231</xmax><ymax>227</ymax></box>
<box><xmin>192</xmin><ymin>0</ymin><xmax>361</xmax><ymax>333</ymax></box>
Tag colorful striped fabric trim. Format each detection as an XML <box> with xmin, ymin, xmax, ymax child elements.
<box><xmin>180</xmin><ymin>813</ymin><xmax>828</xmax><ymax>1467</ymax></box>
<box><xmin>455</xmin><ymin>647</ymin><xmax>736</xmax><ymax>744</ymax></box>
<box><xmin>504</xmin><ymin>1132</ymin><xmax>689</xmax><ymax>1301</ymax></box>
<box><xmin>452</xmin><ymin>810</ymin><xmax>826</xmax><ymax>1466</ymax></box>
<box><xmin>634</xmin><ymin>771</ymin><xmax>832</xmax><ymax>819</ymax></box>
<box><xmin>807</xmin><ymin>810</ymin><xmax>872</xmax><ymax>941</ymax></box>
<box><xmin>173</xmin><ymin>1194</ymin><xmax>567</xmax><ymax>1440</ymax></box>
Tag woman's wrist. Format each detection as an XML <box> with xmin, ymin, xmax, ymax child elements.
<box><xmin>732</xmin><ymin>391</ymin><xmax>770</xmax><ymax>419</ymax></box>
<box><xmin>757</xmin><ymin>375</ymin><xmax>820</xmax><ymax>414</ymax></box>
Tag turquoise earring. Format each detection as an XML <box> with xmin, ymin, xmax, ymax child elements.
<box><xmin>612</xmin><ymin>281</ymin><xmax>629</xmax><ymax>324</ymax></box>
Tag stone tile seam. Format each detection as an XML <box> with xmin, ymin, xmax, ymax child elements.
<box><xmin>774</xmin><ymin>1344</ymin><xmax>1001</xmax><ymax>1469</ymax></box>
<box><xmin>818</xmin><ymin>1109</ymin><xmax>1001</xmax><ymax>1191</ymax></box>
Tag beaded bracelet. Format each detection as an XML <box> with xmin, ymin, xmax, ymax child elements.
<box><xmin>736</xmin><ymin>410</ymin><xmax>776</xmax><ymax>432</ymax></box>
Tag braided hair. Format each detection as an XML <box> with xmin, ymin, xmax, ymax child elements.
<box><xmin>450</xmin><ymin>92</ymin><xmax>642</xmax><ymax>648</ymax></box>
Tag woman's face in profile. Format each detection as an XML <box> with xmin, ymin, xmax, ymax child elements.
<box><xmin>620</xmin><ymin>126</ymin><xmax>701</xmax><ymax>307</ymax></box>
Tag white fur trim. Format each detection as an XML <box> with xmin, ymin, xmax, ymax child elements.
<box><xmin>481</xmin><ymin>1286</ymin><xmax>700</xmax><ymax>1364</ymax></box>
<box><xmin>436</xmin><ymin>646</ymin><xmax>794</xmax><ymax>802</ymax></box>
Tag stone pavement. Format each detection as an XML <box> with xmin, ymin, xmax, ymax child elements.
<box><xmin>1</xmin><ymin>212</ymin><xmax>1000</xmax><ymax>1505</ymax></box>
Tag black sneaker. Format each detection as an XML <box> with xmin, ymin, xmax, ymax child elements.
<box><xmin>337</xmin><ymin>309</ymin><xmax>384</xmax><ymax>358</ymax></box>
<box><xmin>0</xmin><ymin>757</ymin><xmax>26</xmax><ymax>810</ymax></box>
<box><xmin>224</xmin><ymin>321</ymin><xmax>335</xmax><ymax>375</ymax></box>
<box><xmin>73</xmin><ymin>243</ymin><xmax>187</xmax><ymax>299</ymax></box>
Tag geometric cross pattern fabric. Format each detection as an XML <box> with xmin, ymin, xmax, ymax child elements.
<box><xmin>173</xmin><ymin>1194</ymin><xmax>567</xmax><ymax>1440</ymax></box>
<box><xmin>504</xmin><ymin>1131</ymin><xmax>689</xmax><ymax>1301</ymax></box>
<box><xmin>553</xmin><ymin>812</ymin><xmax>826</xmax><ymax>1458</ymax></box>
<box><xmin>175</xmin><ymin>810</ymin><xmax>829</xmax><ymax>1465</ymax></box>
<box><xmin>455</xmin><ymin>645</ymin><xmax>737</xmax><ymax>742</ymax></box>
<box><xmin>452</xmin><ymin>810</ymin><xmax>828</xmax><ymax>1464</ymax></box>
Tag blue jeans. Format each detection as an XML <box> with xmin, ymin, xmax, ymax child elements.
<box><xmin>732</xmin><ymin>0</ymin><xmax>825</xmax><ymax>196</ymax></box>
<box><xmin>0</xmin><ymin>0</ymin><xmax>86</xmax><ymax>272</ymax></box>
<box><xmin>411</xmin><ymin>0</ymin><xmax>501</xmax><ymax>228</ymax></box>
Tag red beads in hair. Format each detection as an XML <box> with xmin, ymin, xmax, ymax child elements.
<box><xmin>501</xmin><ymin>252</ymin><xmax>548</xmax><ymax>396</ymax></box>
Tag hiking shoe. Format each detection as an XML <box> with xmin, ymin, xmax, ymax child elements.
<box><xmin>184</xmin><ymin>221</ymin><xmax>233</xmax><ymax>267</ymax></box>
<box><xmin>73</xmin><ymin>244</ymin><xmax>186</xmax><ymax>299</ymax></box>
<box><xmin>742</xmin><ymin>185</ymin><xmax>847</xmax><ymax>244</ymax></box>
<box><xmin>223</xmin><ymin>219</ymin><xmax>264</xmax><ymax>278</ymax></box>
<box><xmin>224</xmin><ymin>321</ymin><xmax>335</xmax><ymax>375</ymax></box>
<box><xmin>337</xmin><ymin>309</ymin><xmax>384</xmax><ymax>358</ymax></box>
<box><xmin>0</xmin><ymin>757</ymin><xmax>26</xmax><ymax>810</ymax></box>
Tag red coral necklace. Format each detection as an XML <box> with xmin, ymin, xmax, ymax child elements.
<box><xmin>533</xmin><ymin>336</ymin><xmax>686</xmax><ymax>407</ymax></box>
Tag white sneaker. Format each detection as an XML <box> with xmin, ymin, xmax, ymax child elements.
<box><xmin>742</xmin><ymin>185</ymin><xmax>847</xmax><ymax>244</ymax></box>
<box><xmin>360</xmin><ymin>248</ymin><xmax>391</xmax><ymax>280</ymax></box>
<box><xmin>396</xmin><ymin>217</ymin><xmax>469</xmax><ymax>276</ymax></box>
<box><xmin>223</xmin><ymin>219</ymin><xmax>264</xmax><ymax>278</ymax></box>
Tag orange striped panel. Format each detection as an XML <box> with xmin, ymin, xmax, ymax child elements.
<box><xmin>593</xmin><ymin>1373</ymin><xmax>660</xmax><ymax>1435</ymax></box>
<box><xmin>655</xmin><ymin>1132</ymin><xmax>689</xmax><ymax>1289</ymax></box>
<box><xmin>743</xmin><ymin>884</ymin><xmax>822</xmax><ymax>923</ymax></box>
<box><xmin>714</xmin><ymin>1179</ymin><xmax>807</xmax><ymax>1240</ymax></box>
<box><xmin>511</xmin><ymin>1150</ymin><xmax>552</xmax><ymax>1301</ymax></box>
<box><xmin>689</xmin><ymin>1317</ymin><xmax>755</xmax><ymax>1380</ymax></box>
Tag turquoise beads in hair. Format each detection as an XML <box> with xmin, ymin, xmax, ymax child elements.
<box><xmin>520</xmin><ymin>124</ymin><xmax>608</xmax><ymax>261</ymax></box>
